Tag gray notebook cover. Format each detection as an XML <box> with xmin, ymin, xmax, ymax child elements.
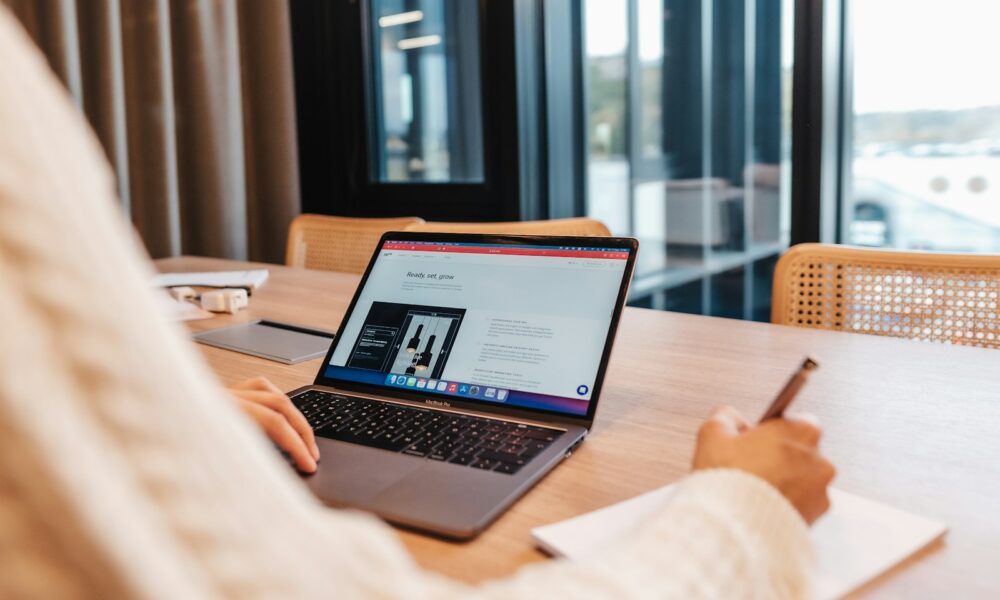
<box><xmin>193</xmin><ymin>320</ymin><xmax>334</xmax><ymax>364</ymax></box>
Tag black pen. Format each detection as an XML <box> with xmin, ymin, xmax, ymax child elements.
<box><xmin>758</xmin><ymin>357</ymin><xmax>819</xmax><ymax>423</ymax></box>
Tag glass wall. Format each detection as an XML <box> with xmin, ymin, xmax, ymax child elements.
<box><xmin>585</xmin><ymin>0</ymin><xmax>629</xmax><ymax>235</ymax></box>
<box><xmin>844</xmin><ymin>0</ymin><xmax>1000</xmax><ymax>252</ymax></box>
<box><xmin>368</xmin><ymin>0</ymin><xmax>484</xmax><ymax>183</ymax></box>
<box><xmin>584</xmin><ymin>0</ymin><xmax>794</xmax><ymax>318</ymax></box>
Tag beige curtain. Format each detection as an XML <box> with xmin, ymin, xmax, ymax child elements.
<box><xmin>3</xmin><ymin>0</ymin><xmax>300</xmax><ymax>263</ymax></box>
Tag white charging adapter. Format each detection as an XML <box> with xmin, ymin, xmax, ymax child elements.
<box><xmin>200</xmin><ymin>288</ymin><xmax>248</xmax><ymax>314</ymax></box>
<box><xmin>168</xmin><ymin>286</ymin><xmax>197</xmax><ymax>302</ymax></box>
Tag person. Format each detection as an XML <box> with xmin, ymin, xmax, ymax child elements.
<box><xmin>0</xmin><ymin>6</ymin><xmax>833</xmax><ymax>598</ymax></box>
<box><xmin>231</xmin><ymin>378</ymin><xmax>834</xmax><ymax>522</ymax></box>
<box><xmin>228</xmin><ymin>376</ymin><xmax>321</xmax><ymax>473</ymax></box>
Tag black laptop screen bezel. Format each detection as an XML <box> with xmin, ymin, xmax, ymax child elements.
<box><xmin>312</xmin><ymin>231</ymin><xmax>639</xmax><ymax>428</ymax></box>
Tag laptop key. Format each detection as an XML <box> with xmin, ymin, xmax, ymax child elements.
<box><xmin>311</xmin><ymin>410</ymin><xmax>333</xmax><ymax>422</ymax></box>
<box><xmin>520</xmin><ymin>445</ymin><xmax>548</xmax><ymax>459</ymax></box>
<box><xmin>436</xmin><ymin>442</ymin><xmax>459</xmax><ymax>455</ymax></box>
<box><xmin>435</xmin><ymin>434</ymin><xmax>461</xmax><ymax>446</ymax></box>
<box><xmin>522</xmin><ymin>428</ymin><xmax>561</xmax><ymax>442</ymax></box>
<box><xmin>367</xmin><ymin>435</ymin><xmax>410</xmax><ymax>452</ymax></box>
<box><xmin>478</xmin><ymin>441</ymin><xmax>503</xmax><ymax>452</ymax></box>
<box><xmin>382</xmin><ymin>423</ymin><xmax>405</xmax><ymax>436</ymax></box>
<box><xmin>309</xmin><ymin>417</ymin><xmax>336</xmax><ymax>429</ymax></box>
<box><xmin>418</xmin><ymin>429</ymin><xmax>440</xmax><ymax>441</ymax></box>
<box><xmin>477</xmin><ymin>450</ymin><xmax>528</xmax><ymax>466</ymax></box>
<box><xmin>453</xmin><ymin>444</ymin><xmax>478</xmax><ymax>457</ymax></box>
<box><xmin>327</xmin><ymin>431</ymin><xmax>410</xmax><ymax>453</ymax></box>
<box><xmin>347</xmin><ymin>423</ymin><xmax>370</xmax><ymax>436</ymax></box>
<box><xmin>360</xmin><ymin>428</ymin><xmax>383</xmax><ymax>439</ymax></box>
<box><xmin>494</xmin><ymin>462</ymin><xmax>521</xmax><ymax>475</ymax></box>
<box><xmin>396</xmin><ymin>434</ymin><xmax>417</xmax><ymax>447</ymax></box>
<box><xmin>403</xmin><ymin>443</ymin><xmax>432</xmax><ymax>457</ymax></box>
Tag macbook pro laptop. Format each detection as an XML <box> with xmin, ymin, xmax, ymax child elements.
<box><xmin>289</xmin><ymin>232</ymin><xmax>638</xmax><ymax>539</ymax></box>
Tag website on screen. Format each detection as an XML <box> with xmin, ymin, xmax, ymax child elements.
<box><xmin>324</xmin><ymin>241</ymin><xmax>630</xmax><ymax>416</ymax></box>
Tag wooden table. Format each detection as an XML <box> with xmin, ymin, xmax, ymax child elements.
<box><xmin>158</xmin><ymin>256</ymin><xmax>1000</xmax><ymax>598</ymax></box>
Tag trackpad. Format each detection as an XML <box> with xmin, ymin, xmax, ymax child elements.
<box><xmin>305</xmin><ymin>440</ymin><xmax>422</xmax><ymax>505</ymax></box>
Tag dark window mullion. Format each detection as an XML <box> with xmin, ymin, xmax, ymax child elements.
<box><xmin>790</xmin><ymin>0</ymin><xmax>845</xmax><ymax>244</ymax></box>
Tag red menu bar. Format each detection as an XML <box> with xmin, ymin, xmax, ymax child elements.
<box><xmin>382</xmin><ymin>241</ymin><xmax>628</xmax><ymax>259</ymax></box>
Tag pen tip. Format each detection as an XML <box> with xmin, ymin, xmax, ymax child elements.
<box><xmin>803</xmin><ymin>357</ymin><xmax>819</xmax><ymax>370</ymax></box>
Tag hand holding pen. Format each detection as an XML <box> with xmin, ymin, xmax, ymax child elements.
<box><xmin>692</xmin><ymin>357</ymin><xmax>836</xmax><ymax>524</ymax></box>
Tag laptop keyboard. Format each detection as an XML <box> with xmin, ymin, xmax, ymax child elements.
<box><xmin>293</xmin><ymin>390</ymin><xmax>564</xmax><ymax>475</ymax></box>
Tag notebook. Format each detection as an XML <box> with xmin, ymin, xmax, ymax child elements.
<box><xmin>532</xmin><ymin>485</ymin><xmax>947</xmax><ymax>599</ymax></box>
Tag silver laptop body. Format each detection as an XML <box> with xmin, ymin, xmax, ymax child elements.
<box><xmin>290</xmin><ymin>232</ymin><xmax>638</xmax><ymax>539</ymax></box>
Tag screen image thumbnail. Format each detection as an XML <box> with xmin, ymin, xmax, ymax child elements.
<box><xmin>345</xmin><ymin>302</ymin><xmax>464</xmax><ymax>381</ymax></box>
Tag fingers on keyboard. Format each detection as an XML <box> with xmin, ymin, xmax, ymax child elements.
<box><xmin>298</xmin><ymin>391</ymin><xmax>564</xmax><ymax>475</ymax></box>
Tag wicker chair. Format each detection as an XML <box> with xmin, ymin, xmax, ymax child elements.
<box><xmin>286</xmin><ymin>214</ymin><xmax>425</xmax><ymax>274</ymax></box>
<box><xmin>403</xmin><ymin>217</ymin><xmax>611</xmax><ymax>237</ymax></box>
<box><xmin>771</xmin><ymin>243</ymin><xmax>1000</xmax><ymax>349</ymax></box>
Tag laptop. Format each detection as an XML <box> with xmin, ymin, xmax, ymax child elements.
<box><xmin>288</xmin><ymin>232</ymin><xmax>638</xmax><ymax>539</ymax></box>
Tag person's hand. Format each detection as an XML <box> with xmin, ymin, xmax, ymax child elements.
<box><xmin>692</xmin><ymin>405</ymin><xmax>836</xmax><ymax>524</ymax></box>
<box><xmin>228</xmin><ymin>377</ymin><xmax>320</xmax><ymax>473</ymax></box>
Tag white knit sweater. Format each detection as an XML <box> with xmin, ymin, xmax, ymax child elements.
<box><xmin>0</xmin><ymin>7</ymin><xmax>814</xmax><ymax>599</ymax></box>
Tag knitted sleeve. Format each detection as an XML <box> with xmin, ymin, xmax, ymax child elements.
<box><xmin>0</xmin><ymin>7</ymin><xmax>813</xmax><ymax>599</ymax></box>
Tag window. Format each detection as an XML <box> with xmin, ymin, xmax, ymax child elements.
<box><xmin>291</xmin><ymin>1</ymin><xmax>532</xmax><ymax>221</ymax></box>
<box><xmin>584</xmin><ymin>0</ymin><xmax>794</xmax><ymax>318</ymax></box>
<box><xmin>368</xmin><ymin>1</ymin><xmax>484</xmax><ymax>183</ymax></box>
<box><xmin>291</xmin><ymin>0</ymin><xmax>800</xmax><ymax>320</ymax></box>
<box><xmin>843</xmin><ymin>0</ymin><xmax>1000</xmax><ymax>252</ymax></box>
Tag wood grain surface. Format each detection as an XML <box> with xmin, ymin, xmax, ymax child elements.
<box><xmin>157</xmin><ymin>256</ymin><xmax>1000</xmax><ymax>598</ymax></box>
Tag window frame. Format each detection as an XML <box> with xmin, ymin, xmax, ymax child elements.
<box><xmin>289</xmin><ymin>0</ymin><xmax>538</xmax><ymax>221</ymax></box>
<box><xmin>789</xmin><ymin>0</ymin><xmax>847</xmax><ymax>245</ymax></box>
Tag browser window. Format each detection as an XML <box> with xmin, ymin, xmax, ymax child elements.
<box><xmin>324</xmin><ymin>241</ymin><xmax>631</xmax><ymax>416</ymax></box>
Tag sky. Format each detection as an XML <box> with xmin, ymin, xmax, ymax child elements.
<box><xmin>585</xmin><ymin>0</ymin><xmax>1000</xmax><ymax>114</ymax></box>
<box><xmin>853</xmin><ymin>0</ymin><xmax>1000</xmax><ymax>113</ymax></box>
<box><xmin>584</xmin><ymin>0</ymin><xmax>658</xmax><ymax>61</ymax></box>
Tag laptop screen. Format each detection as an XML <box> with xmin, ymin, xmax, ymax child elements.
<box><xmin>321</xmin><ymin>238</ymin><xmax>634</xmax><ymax>417</ymax></box>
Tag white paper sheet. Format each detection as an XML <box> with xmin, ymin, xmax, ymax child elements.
<box><xmin>532</xmin><ymin>485</ymin><xmax>947</xmax><ymax>599</ymax></box>
<box><xmin>152</xmin><ymin>269</ymin><xmax>269</xmax><ymax>290</ymax></box>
